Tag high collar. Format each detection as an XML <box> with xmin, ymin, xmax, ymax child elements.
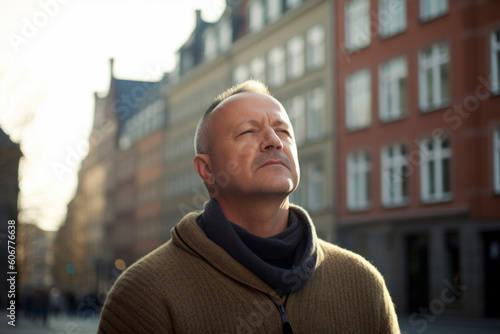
<box><xmin>172</xmin><ymin>201</ymin><xmax>320</xmax><ymax>299</ymax></box>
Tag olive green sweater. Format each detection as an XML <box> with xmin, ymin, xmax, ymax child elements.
<box><xmin>98</xmin><ymin>206</ymin><xmax>400</xmax><ymax>333</ymax></box>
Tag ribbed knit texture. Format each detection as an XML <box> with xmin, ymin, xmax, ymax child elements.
<box><xmin>197</xmin><ymin>199</ymin><xmax>317</xmax><ymax>293</ymax></box>
<box><xmin>98</xmin><ymin>204</ymin><xmax>400</xmax><ymax>334</ymax></box>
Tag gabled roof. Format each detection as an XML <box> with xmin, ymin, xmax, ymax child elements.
<box><xmin>0</xmin><ymin>126</ymin><xmax>22</xmax><ymax>155</ymax></box>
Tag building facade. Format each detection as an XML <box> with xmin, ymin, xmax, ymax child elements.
<box><xmin>0</xmin><ymin>127</ymin><xmax>22</xmax><ymax>308</ymax></box>
<box><xmin>336</xmin><ymin>0</ymin><xmax>500</xmax><ymax>318</ymax></box>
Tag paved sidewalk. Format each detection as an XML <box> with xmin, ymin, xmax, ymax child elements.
<box><xmin>399</xmin><ymin>314</ymin><xmax>500</xmax><ymax>334</ymax></box>
<box><xmin>0</xmin><ymin>311</ymin><xmax>99</xmax><ymax>334</ymax></box>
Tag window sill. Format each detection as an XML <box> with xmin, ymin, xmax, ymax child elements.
<box><xmin>379</xmin><ymin>113</ymin><xmax>407</xmax><ymax>124</ymax></box>
<box><xmin>346</xmin><ymin>124</ymin><xmax>371</xmax><ymax>132</ymax></box>
<box><xmin>421</xmin><ymin>194</ymin><xmax>453</xmax><ymax>205</ymax></box>
<box><xmin>381</xmin><ymin>199</ymin><xmax>409</xmax><ymax>209</ymax></box>
<box><xmin>419</xmin><ymin>101</ymin><xmax>451</xmax><ymax>114</ymax></box>
<box><xmin>344</xmin><ymin>43</ymin><xmax>370</xmax><ymax>54</ymax></box>
<box><xmin>419</xmin><ymin>11</ymin><xmax>449</xmax><ymax>25</ymax></box>
<box><xmin>379</xmin><ymin>28</ymin><xmax>406</xmax><ymax>41</ymax></box>
<box><xmin>347</xmin><ymin>204</ymin><xmax>372</xmax><ymax>213</ymax></box>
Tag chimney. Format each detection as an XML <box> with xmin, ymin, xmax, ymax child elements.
<box><xmin>195</xmin><ymin>9</ymin><xmax>202</xmax><ymax>27</ymax></box>
<box><xmin>109</xmin><ymin>58</ymin><xmax>115</xmax><ymax>77</ymax></box>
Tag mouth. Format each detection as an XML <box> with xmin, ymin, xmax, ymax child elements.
<box><xmin>260</xmin><ymin>159</ymin><xmax>287</xmax><ymax>168</ymax></box>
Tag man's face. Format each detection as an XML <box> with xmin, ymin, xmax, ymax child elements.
<box><xmin>207</xmin><ymin>92</ymin><xmax>300</xmax><ymax>200</ymax></box>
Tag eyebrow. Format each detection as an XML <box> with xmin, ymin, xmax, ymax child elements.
<box><xmin>236</xmin><ymin>119</ymin><xmax>289</xmax><ymax>128</ymax></box>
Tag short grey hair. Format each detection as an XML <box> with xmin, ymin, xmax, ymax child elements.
<box><xmin>194</xmin><ymin>80</ymin><xmax>271</xmax><ymax>155</ymax></box>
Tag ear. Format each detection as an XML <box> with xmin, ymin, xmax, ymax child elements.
<box><xmin>194</xmin><ymin>154</ymin><xmax>215</xmax><ymax>185</ymax></box>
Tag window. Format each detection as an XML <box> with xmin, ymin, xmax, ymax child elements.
<box><xmin>289</xmin><ymin>180</ymin><xmax>304</xmax><ymax>206</ymax></box>
<box><xmin>286</xmin><ymin>0</ymin><xmax>302</xmax><ymax>10</ymax></box>
<box><xmin>381</xmin><ymin>143</ymin><xmax>409</xmax><ymax>207</ymax></box>
<box><xmin>494</xmin><ymin>128</ymin><xmax>500</xmax><ymax>194</ymax></box>
<box><xmin>347</xmin><ymin>151</ymin><xmax>371</xmax><ymax>211</ymax></box>
<box><xmin>249</xmin><ymin>0</ymin><xmax>264</xmax><ymax>32</ymax></box>
<box><xmin>420</xmin><ymin>0</ymin><xmax>448</xmax><ymax>21</ymax></box>
<box><xmin>219</xmin><ymin>18</ymin><xmax>232</xmax><ymax>52</ymax></box>
<box><xmin>306</xmin><ymin>86</ymin><xmax>326</xmax><ymax>140</ymax></box>
<box><xmin>287</xmin><ymin>35</ymin><xmax>305</xmax><ymax>80</ymax></box>
<box><xmin>233</xmin><ymin>64</ymin><xmax>249</xmax><ymax>84</ymax></box>
<box><xmin>345</xmin><ymin>0</ymin><xmax>370</xmax><ymax>50</ymax></box>
<box><xmin>420</xmin><ymin>135</ymin><xmax>452</xmax><ymax>203</ymax></box>
<box><xmin>306</xmin><ymin>25</ymin><xmax>325</xmax><ymax>70</ymax></box>
<box><xmin>346</xmin><ymin>69</ymin><xmax>371</xmax><ymax>130</ymax></box>
<box><xmin>268</xmin><ymin>0</ymin><xmax>282</xmax><ymax>22</ymax></box>
<box><xmin>491</xmin><ymin>29</ymin><xmax>500</xmax><ymax>94</ymax></box>
<box><xmin>287</xmin><ymin>95</ymin><xmax>306</xmax><ymax>146</ymax></box>
<box><xmin>268</xmin><ymin>46</ymin><xmax>286</xmax><ymax>87</ymax></box>
<box><xmin>380</xmin><ymin>57</ymin><xmax>407</xmax><ymax>122</ymax></box>
<box><xmin>379</xmin><ymin>0</ymin><xmax>406</xmax><ymax>38</ymax></box>
<box><xmin>204</xmin><ymin>28</ymin><xmax>217</xmax><ymax>60</ymax></box>
<box><xmin>419</xmin><ymin>42</ymin><xmax>450</xmax><ymax>111</ymax></box>
<box><xmin>250</xmin><ymin>57</ymin><xmax>266</xmax><ymax>83</ymax></box>
<box><xmin>308</xmin><ymin>162</ymin><xmax>325</xmax><ymax>212</ymax></box>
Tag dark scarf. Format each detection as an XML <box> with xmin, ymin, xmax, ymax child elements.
<box><xmin>197</xmin><ymin>199</ymin><xmax>317</xmax><ymax>293</ymax></box>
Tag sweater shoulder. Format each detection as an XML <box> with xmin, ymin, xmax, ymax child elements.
<box><xmin>316</xmin><ymin>239</ymin><xmax>385</xmax><ymax>285</ymax></box>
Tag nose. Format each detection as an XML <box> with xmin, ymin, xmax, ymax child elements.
<box><xmin>260</xmin><ymin>127</ymin><xmax>283</xmax><ymax>152</ymax></box>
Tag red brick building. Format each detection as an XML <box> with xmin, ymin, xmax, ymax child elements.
<box><xmin>335</xmin><ymin>0</ymin><xmax>500</xmax><ymax>318</ymax></box>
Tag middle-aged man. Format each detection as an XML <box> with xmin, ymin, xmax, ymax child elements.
<box><xmin>98</xmin><ymin>80</ymin><xmax>400</xmax><ymax>334</ymax></box>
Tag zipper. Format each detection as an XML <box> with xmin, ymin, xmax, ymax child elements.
<box><xmin>268</xmin><ymin>294</ymin><xmax>294</xmax><ymax>334</ymax></box>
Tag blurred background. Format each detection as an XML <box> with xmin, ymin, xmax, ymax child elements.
<box><xmin>0</xmin><ymin>0</ymin><xmax>500</xmax><ymax>333</ymax></box>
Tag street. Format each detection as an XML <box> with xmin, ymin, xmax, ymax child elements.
<box><xmin>0</xmin><ymin>311</ymin><xmax>498</xmax><ymax>333</ymax></box>
<box><xmin>0</xmin><ymin>311</ymin><xmax>99</xmax><ymax>334</ymax></box>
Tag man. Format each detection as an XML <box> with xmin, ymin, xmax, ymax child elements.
<box><xmin>98</xmin><ymin>80</ymin><xmax>400</xmax><ymax>333</ymax></box>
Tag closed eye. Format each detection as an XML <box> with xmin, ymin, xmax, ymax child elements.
<box><xmin>276</xmin><ymin>129</ymin><xmax>291</xmax><ymax>136</ymax></box>
<box><xmin>239</xmin><ymin>129</ymin><xmax>255</xmax><ymax>136</ymax></box>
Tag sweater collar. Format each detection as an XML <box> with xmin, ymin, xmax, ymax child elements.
<box><xmin>196</xmin><ymin>199</ymin><xmax>317</xmax><ymax>294</ymax></box>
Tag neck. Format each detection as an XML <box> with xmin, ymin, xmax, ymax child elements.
<box><xmin>214</xmin><ymin>195</ymin><xmax>290</xmax><ymax>238</ymax></box>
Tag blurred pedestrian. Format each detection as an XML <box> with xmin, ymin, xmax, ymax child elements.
<box><xmin>98</xmin><ymin>80</ymin><xmax>399</xmax><ymax>333</ymax></box>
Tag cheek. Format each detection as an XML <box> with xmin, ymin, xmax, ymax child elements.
<box><xmin>235</xmin><ymin>139</ymin><xmax>257</xmax><ymax>156</ymax></box>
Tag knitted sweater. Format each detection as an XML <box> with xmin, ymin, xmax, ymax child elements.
<box><xmin>98</xmin><ymin>205</ymin><xmax>400</xmax><ymax>334</ymax></box>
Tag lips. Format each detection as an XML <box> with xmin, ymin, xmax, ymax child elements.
<box><xmin>260</xmin><ymin>159</ymin><xmax>287</xmax><ymax>168</ymax></box>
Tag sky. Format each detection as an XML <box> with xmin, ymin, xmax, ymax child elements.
<box><xmin>0</xmin><ymin>0</ymin><xmax>225</xmax><ymax>231</ymax></box>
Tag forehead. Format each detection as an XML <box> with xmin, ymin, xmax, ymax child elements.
<box><xmin>211</xmin><ymin>92</ymin><xmax>289</xmax><ymax>126</ymax></box>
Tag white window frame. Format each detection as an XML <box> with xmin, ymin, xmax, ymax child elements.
<box><xmin>381</xmin><ymin>143</ymin><xmax>409</xmax><ymax>207</ymax></box>
<box><xmin>420</xmin><ymin>0</ymin><xmax>448</xmax><ymax>21</ymax></box>
<box><xmin>491</xmin><ymin>29</ymin><xmax>500</xmax><ymax>94</ymax></box>
<box><xmin>249</xmin><ymin>0</ymin><xmax>264</xmax><ymax>32</ymax></box>
<box><xmin>287</xmin><ymin>35</ymin><xmax>305</xmax><ymax>80</ymax></box>
<box><xmin>289</xmin><ymin>177</ymin><xmax>304</xmax><ymax>206</ymax></box>
<box><xmin>218</xmin><ymin>18</ymin><xmax>232</xmax><ymax>52</ymax></box>
<box><xmin>307</xmin><ymin>162</ymin><xmax>325</xmax><ymax>212</ymax></box>
<box><xmin>306</xmin><ymin>24</ymin><xmax>325</xmax><ymax>70</ymax></box>
<box><xmin>494</xmin><ymin>128</ymin><xmax>500</xmax><ymax>194</ymax></box>
<box><xmin>379</xmin><ymin>0</ymin><xmax>406</xmax><ymax>38</ymax></box>
<box><xmin>268</xmin><ymin>46</ymin><xmax>286</xmax><ymax>87</ymax></box>
<box><xmin>379</xmin><ymin>56</ymin><xmax>407</xmax><ymax>122</ymax></box>
<box><xmin>287</xmin><ymin>94</ymin><xmax>306</xmax><ymax>146</ymax></box>
<box><xmin>345</xmin><ymin>0</ymin><xmax>370</xmax><ymax>51</ymax></box>
<box><xmin>346</xmin><ymin>69</ymin><xmax>372</xmax><ymax>130</ymax></box>
<box><xmin>287</xmin><ymin>0</ymin><xmax>302</xmax><ymax>10</ymax></box>
<box><xmin>420</xmin><ymin>135</ymin><xmax>452</xmax><ymax>203</ymax></box>
<box><xmin>203</xmin><ymin>28</ymin><xmax>217</xmax><ymax>60</ymax></box>
<box><xmin>306</xmin><ymin>86</ymin><xmax>326</xmax><ymax>141</ymax></box>
<box><xmin>347</xmin><ymin>150</ymin><xmax>371</xmax><ymax>211</ymax></box>
<box><xmin>233</xmin><ymin>64</ymin><xmax>249</xmax><ymax>84</ymax></box>
<box><xmin>268</xmin><ymin>0</ymin><xmax>282</xmax><ymax>22</ymax></box>
<box><xmin>419</xmin><ymin>41</ymin><xmax>450</xmax><ymax>112</ymax></box>
<box><xmin>250</xmin><ymin>57</ymin><xmax>266</xmax><ymax>83</ymax></box>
